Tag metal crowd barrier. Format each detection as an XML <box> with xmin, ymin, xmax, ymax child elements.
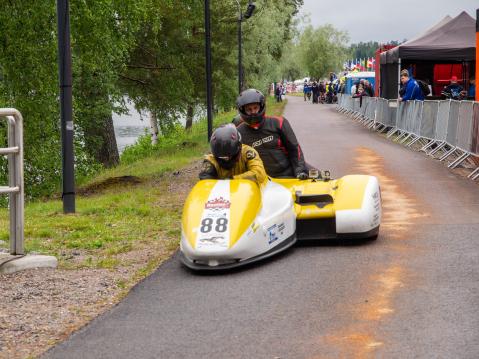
<box><xmin>336</xmin><ymin>95</ymin><xmax>479</xmax><ymax>180</ymax></box>
<box><xmin>0</xmin><ymin>108</ymin><xmax>24</xmax><ymax>255</ymax></box>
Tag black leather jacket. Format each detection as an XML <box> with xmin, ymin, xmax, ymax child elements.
<box><xmin>237</xmin><ymin>116</ymin><xmax>307</xmax><ymax>178</ymax></box>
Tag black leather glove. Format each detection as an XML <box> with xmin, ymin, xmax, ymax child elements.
<box><xmin>297</xmin><ymin>172</ymin><xmax>309</xmax><ymax>180</ymax></box>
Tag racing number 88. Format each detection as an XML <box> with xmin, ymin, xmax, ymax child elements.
<box><xmin>200</xmin><ymin>218</ymin><xmax>228</xmax><ymax>233</ymax></box>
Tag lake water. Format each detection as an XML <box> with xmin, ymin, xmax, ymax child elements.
<box><xmin>112</xmin><ymin>101</ymin><xmax>150</xmax><ymax>153</ymax></box>
<box><xmin>112</xmin><ymin>100</ymin><xmax>205</xmax><ymax>154</ymax></box>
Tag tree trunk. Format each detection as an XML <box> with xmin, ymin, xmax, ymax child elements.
<box><xmin>150</xmin><ymin>111</ymin><xmax>159</xmax><ymax>145</ymax></box>
<box><xmin>85</xmin><ymin>114</ymin><xmax>120</xmax><ymax>167</ymax></box>
<box><xmin>185</xmin><ymin>105</ymin><xmax>193</xmax><ymax>130</ymax></box>
<box><xmin>101</xmin><ymin>114</ymin><xmax>119</xmax><ymax>167</ymax></box>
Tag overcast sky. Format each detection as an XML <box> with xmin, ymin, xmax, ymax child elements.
<box><xmin>297</xmin><ymin>0</ymin><xmax>477</xmax><ymax>44</ymax></box>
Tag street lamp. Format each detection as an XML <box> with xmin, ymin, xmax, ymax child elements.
<box><xmin>204</xmin><ymin>0</ymin><xmax>255</xmax><ymax>142</ymax></box>
<box><xmin>56</xmin><ymin>0</ymin><xmax>75</xmax><ymax>213</ymax></box>
<box><xmin>235</xmin><ymin>0</ymin><xmax>256</xmax><ymax>94</ymax></box>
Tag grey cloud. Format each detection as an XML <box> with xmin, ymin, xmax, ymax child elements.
<box><xmin>298</xmin><ymin>0</ymin><xmax>477</xmax><ymax>43</ymax></box>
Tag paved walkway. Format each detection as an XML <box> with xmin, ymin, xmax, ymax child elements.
<box><xmin>44</xmin><ymin>96</ymin><xmax>479</xmax><ymax>359</ymax></box>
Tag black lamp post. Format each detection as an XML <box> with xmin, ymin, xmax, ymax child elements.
<box><xmin>204</xmin><ymin>0</ymin><xmax>213</xmax><ymax>141</ymax></box>
<box><xmin>56</xmin><ymin>0</ymin><xmax>75</xmax><ymax>213</ymax></box>
<box><xmin>235</xmin><ymin>0</ymin><xmax>256</xmax><ymax>94</ymax></box>
<box><xmin>204</xmin><ymin>1</ymin><xmax>255</xmax><ymax>142</ymax></box>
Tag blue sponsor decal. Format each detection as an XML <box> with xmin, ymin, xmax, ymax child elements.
<box><xmin>267</xmin><ymin>224</ymin><xmax>278</xmax><ymax>244</ymax></box>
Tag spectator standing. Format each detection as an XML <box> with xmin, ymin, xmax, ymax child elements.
<box><xmin>318</xmin><ymin>81</ymin><xmax>326</xmax><ymax>103</ymax></box>
<box><xmin>424</xmin><ymin>78</ymin><xmax>433</xmax><ymax>97</ymax></box>
<box><xmin>399</xmin><ymin>69</ymin><xmax>424</xmax><ymax>102</ymax></box>
<box><xmin>275</xmin><ymin>83</ymin><xmax>283</xmax><ymax>102</ymax></box>
<box><xmin>363</xmin><ymin>80</ymin><xmax>374</xmax><ymax>97</ymax></box>
<box><xmin>311</xmin><ymin>81</ymin><xmax>319</xmax><ymax>104</ymax></box>
<box><xmin>352</xmin><ymin>85</ymin><xmax>369</xmax><ymax>98</ymax></box>
<box><xmin>351</xmin><ymin>81</ymin><xmax>359</xmax><ymax>96</ymax></box>
<box><xmin>303</xmin><ymin>81</ymin><xmax>312</xmax><ymax>101</ymax></box>
<box><xmin>441</xmin><ymin>76</ymin><xmax>464</xmax><ymax>100</ymax></box>
<box><xmin>468</xmin><ymin>78</ymin><xmax>475</xmax><ymax>99</ymax></box>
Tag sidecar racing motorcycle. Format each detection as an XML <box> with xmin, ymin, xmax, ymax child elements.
<box><xmin>180</xmin><ymin>171</ymin><xmax>381</xmax><ymax>270</ymax></box>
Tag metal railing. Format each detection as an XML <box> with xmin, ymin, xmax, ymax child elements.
<box><xmin>0</xmin><ymin>108</ymin><xmax>24</xmax><ymax>255</ymax></box>
<box><xmin>336</xmin><ymin>94</ymin><xmax>479</xmax><ymax>180</ymax></box>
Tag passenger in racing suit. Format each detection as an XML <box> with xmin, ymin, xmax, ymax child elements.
<box><xmin>235</xmin><ymin>89</ymin><xmax>309</xmax><ymax>179</ymax></box>
<box><xmin>199</xmin><ymin>124</ymin><xmax>267</xmax><ymax>185</ymax></box>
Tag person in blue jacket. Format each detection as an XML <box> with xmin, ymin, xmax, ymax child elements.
<box><xmin>465</xmin><ymin>77</ymin><xmax>475</xmax><ymax>99</ymax></box>
<box><xmin>399</xmin><ymin>69</ymin><xmax>424</xmax><ymax>102</ymax></box>
<box><xmin>303</xmin><ymin>81</ymin><xmax>312</xmax><ymax>101</ymax></box>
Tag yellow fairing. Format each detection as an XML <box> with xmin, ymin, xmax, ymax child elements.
<box><xmin>229</xmin><ymin>181</ymin><xmax>262</xmax><ymax>246</ymax></box>
<box><xmin>182</xmin><ymin>180</ymin><xmax>216</xmax><ymax>249</ymax></box>
<box><xmin>182</xmin><ymin>180</ymin><xmax>261</xmax><ymax>249</ymax></box>
<box><xmin>333</xmin><ymin>175</ymin><xmax>370</xmax><ymax>210</ymax></box>
<box><xmin>272</xmin><ymin>175</ymin><xmax>370</xmax><ymax>219</ymax></box>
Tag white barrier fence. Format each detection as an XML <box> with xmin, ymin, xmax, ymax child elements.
<box><xmin>336</xmin><ymin>95</ymin><xmax>479</xmax><ymax>180</ymax></box>
<box><xmin>0</xmin><ymin>109</ymin><xmax>24</xmax><ymax>254</ymax></box>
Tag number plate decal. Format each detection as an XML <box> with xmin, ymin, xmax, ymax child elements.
<box><xmin>196</xmin><ymin>181</ymin><xmax>231</xmax><ymax>250</ymax></box>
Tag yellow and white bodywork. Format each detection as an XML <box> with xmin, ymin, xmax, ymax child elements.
<box><xmin>180</xmin><ymin>180</ymin><xmax>296</xmax><ymax>270</ymax></box>
<box><xmin>180</xmin><ymin>175</ymin><xmax>381</xmax><ymax>270</ymax></box>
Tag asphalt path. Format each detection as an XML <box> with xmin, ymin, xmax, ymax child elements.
<box><xmin>44</xmin><ymin>96</ymin><xmax>479</xmax><ymax>358</ymax></box>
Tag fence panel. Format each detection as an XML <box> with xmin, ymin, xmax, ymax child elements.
<box><xmin>346</xmin><ymin>96</ymin><xmax>354</xmax><ymax>111</ymax></box>
<box><xmin>472</xmin><ymin>102</ymin><xmax>479</xmax><ymax>155</ymax></box>
<box><xmin>411</xmin><ymin>101</ymin><xmax>423</xmax><ymax>136</ymax></box>
<box><xmin>435</xmin><ymin>101</ymin><xmax>450</xmax><ymax>141</ymax></box>
<box><xmin>421</xmin><ymin>101</ymin><xmax>439</xmax><ymax>138</ymax></box>
<box><xmin>359</xmin><ymin>97</ymin><xmax>369</xmax><ymax>116</ymax></box>
<box><xmin>387</xmin><ymin>100</ymin><xmax>398</xmax><ymax>128</ymax></box>
<box><xmin>405</xmin><ymin>101</ymin><xmax>415</xmax><ymax>132</ymax></box>
<box><xmin>446</xmin><ymin>100</ymin><xmax>460</xmax><ymax>146</ymax></box>
<box><xmin>352</xmin><ymin>98</ymin><xmax>361</xmax><ymax>113</ymax></box>
<box><xmin>366</xmin><ymin>97</ymin><xmax>377</xmax><ymax>121</ymax></box>
<box><xmin>455</xmin><ymin>101</ymin><xmax>474</xmax><ymax>152</ymax></box>
<box><xmin>375</xmin><ymin>98</ymin><xmax>387</xmax><ymax>125</ymax></box>
<box><xmin>396</xmin><ymin>101</ymin><xmax>408</xmax><ymax>131</ymax></box>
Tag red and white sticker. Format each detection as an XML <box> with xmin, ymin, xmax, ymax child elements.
<box><xmin>196</xmin><ymin>181</ymin><xmax>231</xmax><ymax>250</ymax></box>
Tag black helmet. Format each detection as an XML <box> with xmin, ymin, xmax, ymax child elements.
<box><xmin>210</xmin><ymin>124</ymin><xmax>242</xmax><ymax>169</ymax></box>
<box><xmin>236</xmin><ymin>89</ymin><xmax>266</xmax><ymax>127</ymax></box>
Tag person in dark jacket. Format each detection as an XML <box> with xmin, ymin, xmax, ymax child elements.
<box><xmin>311</xmin><ymin>81</ymin><xmax>319</xmax><ymax>104</ymax></box>
<box><xmin>318</xmin><ymin>81</ymin><xmax>326</xmax><ymax>103</ymax></box>
<box><xmin>275</xmin><ymin>83</ymin><xmax>283</xmax><ymax>102</ymax></box>
<box><xmin>235</xmin><ymin>89</ymin><xmax>309</xmax><ymax>179</ymax></box>
<box><xmin>442</xmin><ymin>75</ymin><xmax>464</xmax><ymax>100</ymax></box>
<box><xmin>363</xmin><ymin>80</ymin><xmax>374</xmax><ymax>97</ymax></box>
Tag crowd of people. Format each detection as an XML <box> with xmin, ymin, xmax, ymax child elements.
<box><xmin>347</xmin><ymin>69</ymin><xmax>475</xmax><ymax>103</ymax></box>
<box><xmin>350</xmin><ymin>79</ymin><xmax>374</xmax><ymax>99</ymax></box>
<box><xmin>303</xmin><ymin>73</ymin><xmax>340</xmax><ymax>104</ymax></box>
<box><xmin>273</xmin><ymin>69</ymin><xmax>476</xmax><ymax>106</ymax></box>
<box><xmin>397</xmin><ymin>69</ymin><xmax>476</xmax><ymax>102</ymax></box>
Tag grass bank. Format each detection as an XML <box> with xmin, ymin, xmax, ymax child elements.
<box><xmin>0</xmin><ymin>97</ymin><xmax>286</xmax><ymax>275</ymax></box>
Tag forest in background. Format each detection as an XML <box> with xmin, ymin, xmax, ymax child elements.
<box><xmin>0</xmin><ymin>0</ymin><xmax>355</xmax><ymax>200</ymax></box>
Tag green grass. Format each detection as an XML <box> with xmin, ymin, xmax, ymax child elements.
<box><xmin>0</xmin><ymin>96</ymin><xmax>286</xmax><ymax>274</ymax></box>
